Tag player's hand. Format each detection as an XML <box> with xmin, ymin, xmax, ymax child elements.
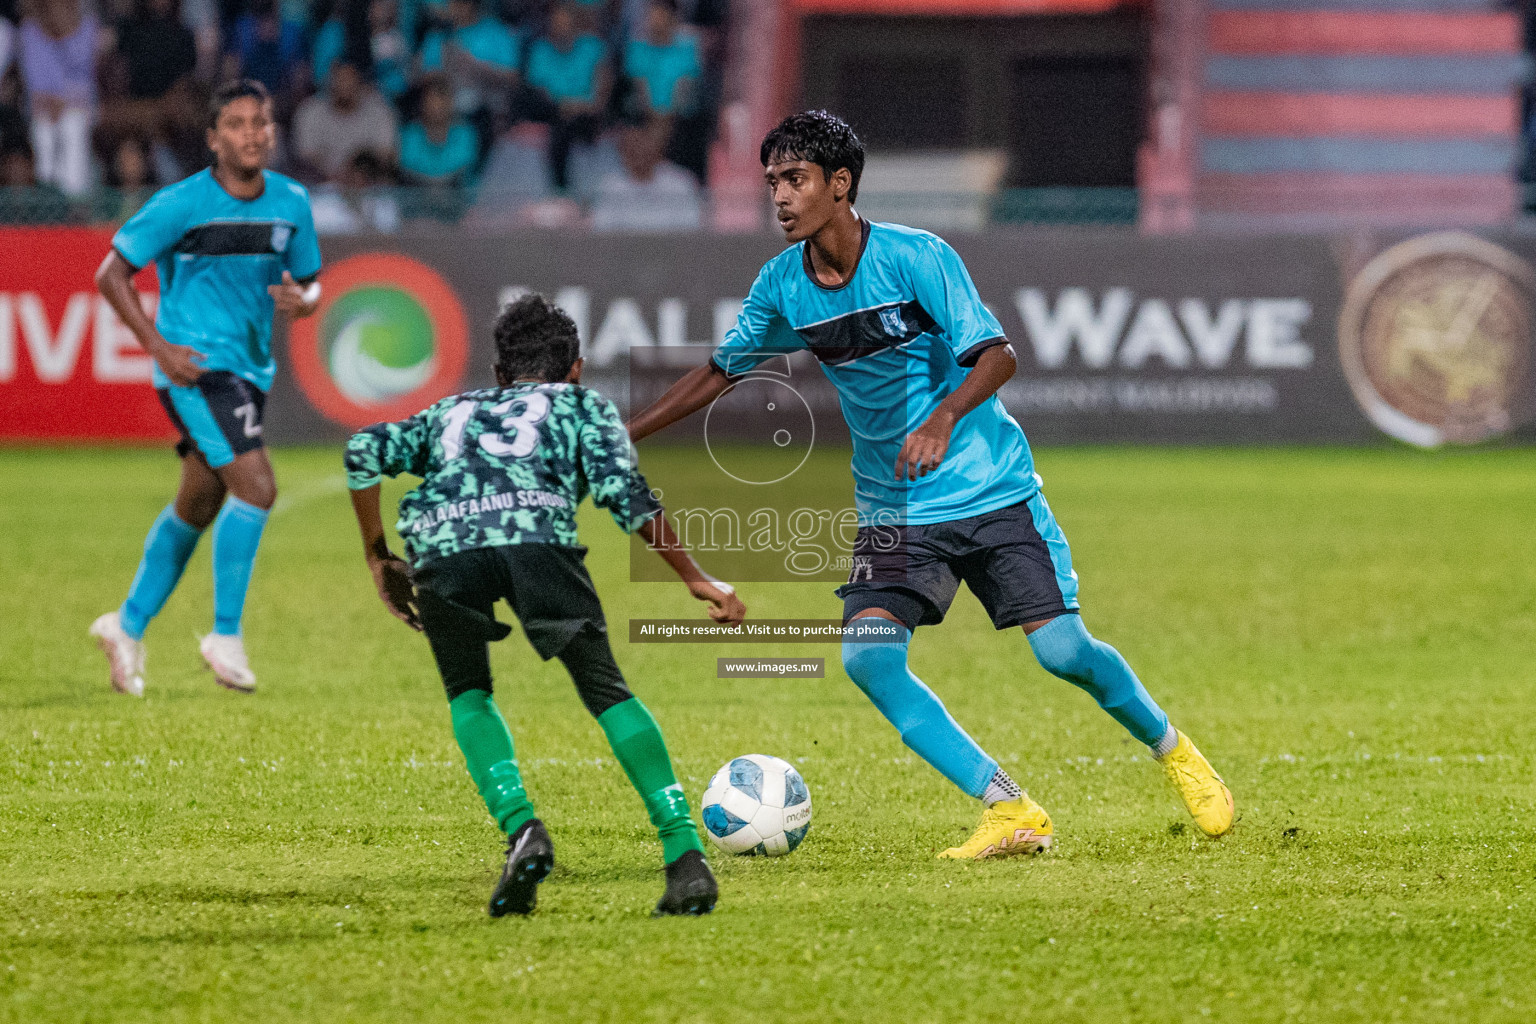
<box><xmin>149</xmin><ymin>337</ymin><xmax>206</xmax><ymax>388</ymax></box>
<box><xmin>268</xmin><ymin>271</ymin><xmax>318</xmax><ymax>319</ymax></box>
<box><xmin>689</xmin><ymin>579</ymin><xmax>745</xmax><ymax>626</ymax></box>
<box><xmin>368</xmin><ymin>553</ymin><xmax>422</xmax><ymax>631</ymax></box>
<box><xmin>895</xmin><ymin>410</ymin><xmax>955</xmax><ymax>481</ymax></box>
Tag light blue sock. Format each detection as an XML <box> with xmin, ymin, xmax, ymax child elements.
<box><xmin>1027</xmin><ymin>614</ymin><xmax>1171</xmax><ymax>748</ymax></box>
<box><xmin>841</xmin><ymin>622</ymin><xmax>999</xmax><ymax>799</ymax></box>
<box><xmin>211</xmin><ymin>497</ymin><xmax>269</xmax><ymax>636</ymax></box>
<box><xmin>120</xmin><ymin>506</ymin><xmax>203</xmax><ymax>640</ymax></box>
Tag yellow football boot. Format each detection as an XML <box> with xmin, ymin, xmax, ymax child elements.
<box><xmin>1160</xmin><ymin>730</ymin><xmax>1234</xmax><ymax>837</ymax></box>
<box><xmin>937</xmin><ymin>795</ymin><xmax>1054</xmax><ymax>860</ymax></box>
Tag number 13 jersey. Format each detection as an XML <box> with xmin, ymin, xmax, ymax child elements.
<box><xmin>344</xmin><ymin>382</ymin><xmax>662</xmax><ymax>567</ymax></box>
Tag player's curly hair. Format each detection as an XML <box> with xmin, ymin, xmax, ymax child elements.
<box><xmin>760</xmin><ymin>110</ymin><xmax>865</xmax><ymax>204</ymax></box>
<box><xmin>494</xmin><ymin>293</ymin><xmax>581</xmax><ymax>383</ymax></box>
<box><xmin>208</xmin><ymin>79</ymin><xmax>271</xmax><ymax>129</ymax></box>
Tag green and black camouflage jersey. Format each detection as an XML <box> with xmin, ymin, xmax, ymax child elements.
<box><xmin>344</xmin><ymin>382</ymin><xmax>662</xmax><ymax>566</ymax></box>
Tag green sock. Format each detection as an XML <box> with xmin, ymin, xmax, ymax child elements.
<box><xmin>597</xmin><ymin>697</ymin><xmax>704</xmax><ymax>864</ymax></box>
<box><xmin>449</xmin><ymin>689</ymin><xmax>535</xmax><ymax>835</ymax></box>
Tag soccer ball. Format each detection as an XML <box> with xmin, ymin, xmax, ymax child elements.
<box><xmin>700</xmin><ymin>754</ymin><xmax>812</xmax><ymax>856</ymax></box>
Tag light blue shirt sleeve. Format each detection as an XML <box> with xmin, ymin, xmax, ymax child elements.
<box><xmin>285</xmin><ymin>189</ymin><xmax>322</xmax><ymax>281</ymax></box>
<box><xmin>711</xmin><ymin>263</ymin><xmax>801</xmax><ymax>376</ymax></box>
<box><xmin>910</xmin><ymin>236</ymin><xmax>1006</xmax><ymax>367</ymax></box>
<box><xmin>112</xmin><ymin>183</ymin><xmax>191</xmax><ymax>269</ymax></box>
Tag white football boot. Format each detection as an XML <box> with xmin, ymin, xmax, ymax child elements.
<box><xmin>200</xmin><ymin>633</ymin><xmax>256</xmax><ymax>693</ymax></box>
<box><xmin>88</xmin><ymin>611</ymin><xmax>146</xmax><ymax>697</ymax></box>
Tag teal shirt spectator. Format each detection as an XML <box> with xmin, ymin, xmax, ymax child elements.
<box><xmin>525</xmin><ymin>33</ymin><xmax>606</xmax><ymax>104</ymax></box>
<box><xmin>315</xmin><ymin>18</ymin><xmax>410</xmax><ymax>98</ymax></box>
<box><xmin>623</xmin><ymin>33</ymin><xmax>701</xmax><ymax>115</ymax></box>
<box><xmin>397</xmin><ymin>0</ymin><xmax>450</xmax><ymax>40</ymax></box>
<box><xmin>312</xmin><ymin>20</ymin><xmax>345</xmax><ymax>90</ymax></box>
<box><xmin>419</xmin><ymin>16</ymin><xmax>521</xmax><ymax>76</ymax></box>
<box><xmin>400</xmin><ymin>120</ymin><xmax>480</xmax><ymax>184</ymax></box>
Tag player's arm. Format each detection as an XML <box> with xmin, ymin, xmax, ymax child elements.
<box><xmin>94</xmin><ymin>249</ymin><xmax>205</xmax><ymax>388</ymax></box>
<box><xmin>895</xmin><ymin>238</ymin><xmax>1017</xmax><ymax>480</ymax></box>
<box><xmin>626</xmin><ymin>266</ymin><xmax>782</xmax><ymax>441</ymax></box>
<box><xmin>272</xmin><ymin>200</ymin><xmax>323</xmax><ymax>319</ymax></box>
<box><xmin>344</xmin><ymin>419</ymin><xmax>432</xmax><ymax>631</ymax></box>
<box><xmin>268</xmin><ymin>271</ymin><xmax>321</xmax><ymax>319</ymax></box>
<box><xmin>347</xmin><ymin>483</ymin><xmax>421</xmax><ymax>631</ymax></box>
<box><xmin>637</xmin><ymin>510</ymin><xmax>745</xmax><ymax>626</ymax></box>
<box><xmin>895</xmin><ymin>343</ymin><xmax>1016</xmax><ymax>481</ymax></box>
<box><xmin>625</xmin><ymin>360</ymin><xmax>734</xmax><ymax>442</ymax></box>
<box><xmin>582</xmin><ymin>391</ymin><xmax>745</xmax><ymax>625</ymax></box>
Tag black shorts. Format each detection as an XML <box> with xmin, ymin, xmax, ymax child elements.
<box><xmin>835</xmin><ymin>494</ymin><xmax>1082</xmax><ymax>632</ymax></box>
<box><xmin>413</xmin><ymin>543</ymin><xmax>631</xmax><ymax>712</ymax></box>
<box><xmin>156</xmin><ymin>371</ymin><xmax>267</xmax><ymax>469</ymax></box>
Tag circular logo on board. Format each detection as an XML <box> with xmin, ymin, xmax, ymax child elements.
<box><xmin>289</xmin><ymin>253</ymin><xmax>469</xmax><ymax>428</ymax></box>
<box><xmin>1339</xmin><ymin>232</ymin><xmax>1535</xmax><ymax>447</ymax></box>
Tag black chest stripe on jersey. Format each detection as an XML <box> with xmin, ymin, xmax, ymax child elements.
<box><xmin>792</xmin><ymin>301</ymin><xmax>937</xmax><ymax>366</ymax></box>
<box><xmin>173</xmin><ymin>221</ymin><xmax>289</xmax><ymax>257</ymax></box>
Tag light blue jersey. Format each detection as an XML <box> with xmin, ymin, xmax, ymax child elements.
<box><xmin>712</xmin><ymin>219</ymin><xmax>1036</xmax><ymax>526</ymax></box>
<box><xmin>112</xmin><ymin>168</ymin><xmax>321</xmax><ymax>392</ymax></box>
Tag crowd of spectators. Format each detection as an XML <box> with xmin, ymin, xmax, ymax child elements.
<box><xmin>0</xmin><ymin>0</ymin><xmax>729</xmax><ymax>230</ymax></box>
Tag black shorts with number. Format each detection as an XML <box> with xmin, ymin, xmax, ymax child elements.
<box><xmin>412</xmin><ymin>543</ymin><xmax>633</xmax><ymax>714</ymax></box>
<box><xmin>155</xmin><ymin>370</ymin><xmax>267</xmax><ymax>469</ymax></box>
<box><xmin>835</xmin><ymin>494</ymin><xmax>1082</xmax><ymax>632</ymax></box>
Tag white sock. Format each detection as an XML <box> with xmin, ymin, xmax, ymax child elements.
<box><xmin>981</xmin><ymin>767</ymin><xmax>1023</xmax><ymax>806</ymax></box>
<box><xmin>1151</xmin><ymin>724</ymin><xmax>1179</xmax><ymax>759</ymax></box>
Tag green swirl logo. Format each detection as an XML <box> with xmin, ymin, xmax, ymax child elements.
<box><xmin>322</xmin><ymin>286</ymin><xmax>437</xmax><ymax>403</ymax></box>
<box><xmin>290</xmin><ymin>253</ymin><xmax>469</xmax><ymax>429</ymax></box>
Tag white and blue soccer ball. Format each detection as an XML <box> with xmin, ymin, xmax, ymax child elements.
<box><xmin>700</xmin><ymin>754</ymin><xmax>812</xmax><ymax>856</ymax></box>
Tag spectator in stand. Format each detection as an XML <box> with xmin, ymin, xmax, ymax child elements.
<box><xmin>418</xmin><ymin>0</ymin><xmax>519</xmax><ymax>148</ymax></box>
<box><xmin>590</xmin><ymin>119</ymin><xmax>699</xmax><ymax>231</ymax></box>
<box><xmin>0</xmin><ymin>141</ymin><xmax>69</xmax><ymax>222</ymax></box>
<box><xmin>148</xmin><ymin>76</ymin><xmax>209</xmax><ymax>182</ymax></box>
<box><xmin>97</xmin><ymin>132</ymin><xmax>155</xmax><ymax>221</ymax></box>
<box><xmin>224</xmin><ymin>0</ymin><xmax>306</xmax><ymax>107</ymax></box>
<box><xmin>117</xmin><ymin>0</ymin><xmax>197</xmax><ymax>103</ymax></box>
<box><xmin>398</xmin><ymin>0</ymin><xmax>449</xmax><ymax>42</ymax></box>
<box><xmin>366</xmin><ymin>0</ymin><xmax>410</xmax><ymax>101</ymax></box>
<box><xmin>622</xmin><ymin>0</ymin><xmax>698</xmax><ymax>122</ymax></box>
<box><xmin>310</xmin><ymin>148</ymin><xmax>401</xmax><ymax>233</ymax></box>
<box><xmin>18</xmin><ymin>0</ymin><xmax>100</xmax><ymax>197</ymax></box>
<box><xmin>292</xmin><ymin>58</ymin><xmax>398</xmax><ymax>180</ymax></box>
<box><xmin>99</xmin><ymin>0</ymin><xmax>197</xmax><ymax>144</ymax></box>
<box><xmin>0</xmin><ymin>62</ymin><xmax>29</xmax><ymax>157</ymax></box>
<box><xmin>520</xmin><ymin>1</ymin><xmax>607</xmax><ymax>190</ymax></box>
<box><xmin>399</xmin><ymin>71</ymin><xmax>477</xmax><ymax>186</ymax></box>
<box><xmin>0</xmin><ymin>4</ymin><xmax>17</xmax><ymax>83</ymax></box>
<box><xmin>311</xmin><ymin>0</ymin><xmax>354</xmax><ymax>94</ymax></box>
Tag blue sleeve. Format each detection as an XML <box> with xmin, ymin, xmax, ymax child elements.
<box><xmin>711</xmin><ymin>263</ymin><xmax>800</xmax><ymax>376</ymax></box>
<box><xmin>111</xmin><ymin>184</ymin><xmax>190</xmax><ymax>269</ymax></box>
<box><xmin>286</xmin><ymin>189</ymin><xmax>322</xmax><ymax>281</ymax></box>
<box><xmin>911</xmin><ymin>236</ymin><xmax>1006</xmax><ymax>367</ymax></box>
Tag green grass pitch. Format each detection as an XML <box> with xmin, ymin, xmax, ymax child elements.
<box><xmin>1</xmin><ymin>444</ymin><xmax>1533</xmax><ymax>1023</ymax></box>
